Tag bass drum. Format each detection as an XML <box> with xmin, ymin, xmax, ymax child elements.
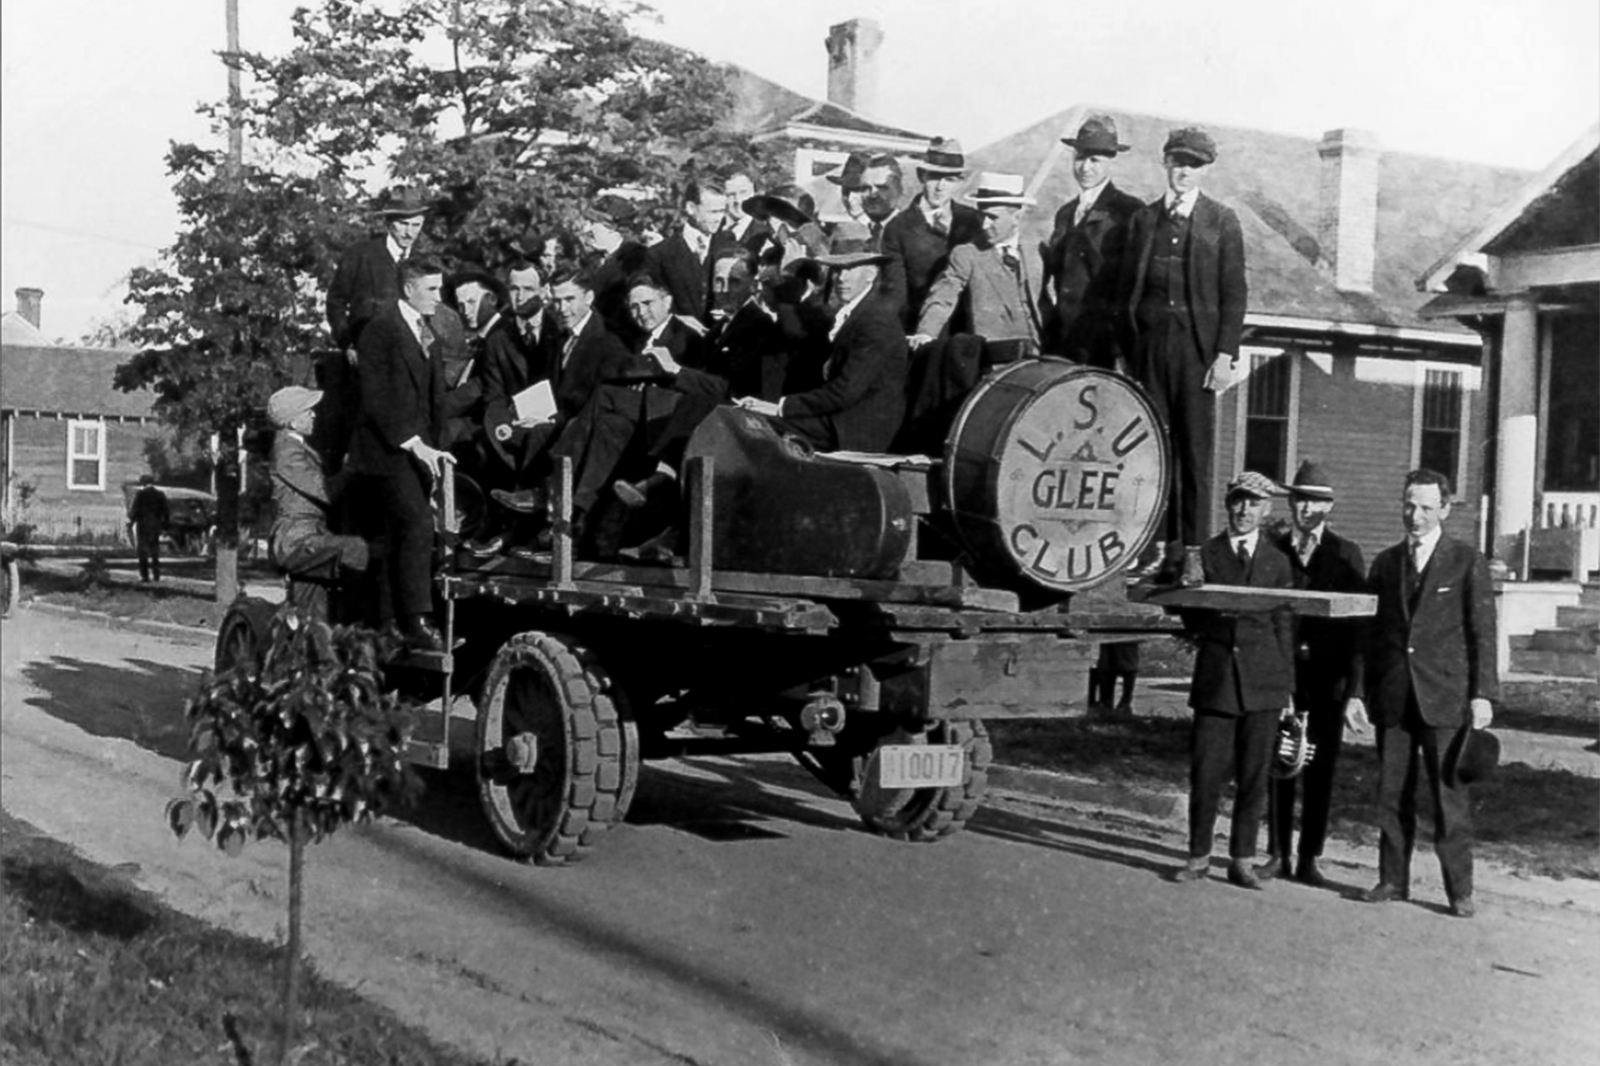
<box><xmin>943</xmin><ymin>361</ymin><xmax>1169</xmax><ymax>595</ymax></box>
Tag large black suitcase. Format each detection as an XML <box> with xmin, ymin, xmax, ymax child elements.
<box><xmin>683</xmin><ymin>407</ymin><xmax>914</xmax><ymax>580</ymax></box>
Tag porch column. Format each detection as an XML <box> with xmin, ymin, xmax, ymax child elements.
<box><xmin>1495</xmin><ymin>293</ymin><xmax>1540</xmax><ymax>544</ymax></box>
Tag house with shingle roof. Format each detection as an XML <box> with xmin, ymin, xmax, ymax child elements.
<box><xmin>970</xmin><ymin>105</ymin><xmax>1530</xmax><ymax>558</ymax></box>
<box><xmin>1</xmin><ymin>288</ymin><xmax>164</xmax><ymax>538</ymax></box>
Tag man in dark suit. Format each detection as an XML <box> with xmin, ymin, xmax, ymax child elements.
<box><xmin>479</xmin><ymin>260</ymin><xmax>551</xmax><ymax>489</ymax></box>
<box><xmin>1041</xmin><ymin>115</ymin><xmax>1145</xmax><ymax>367</ymax></box>
<box><xmin>322</xmin><ymin>187</ymin><xmax>431</xmax><ymax>472</ymax></box>
<box><xmin>646</xmin><ymin>178</ymin><xmax>726</xmax><ymax>326</ymax></box>
<box><xmin>1346</xmin><ymin>468</ymin><xmax>1497</xmax><ymax>918</ymax></box>
<box><xmin>738</xmin><ymin>225</ymin><xmax>907</xmax><ymax>453</ymax></box>
<box><xmin>881</xmin><ymin>137</ymin><xmax>984</xmax><ymax>329</ymax></box>
<box><xmin>1259</xmin><ymin>461</ymin><xmax>1367</xmax><ymax>887</ymax></box>
<box><xmin>127</xmin><ymin>475</ymin><xmax>169</xmax><ymax>583</ymax></box>
<box><xmin>1171</xmin><ymin>471</ymin><xmax>1297</xmax><ymax>889</ymax></box>
<box><xmin>348</xmin><ymin>257</ymin><xmax>455</xmax><ymax>650</ymax></box>
<box><xmin>1121</xmin><ymin>128</ymin><xmax>1247</xmax><ymax>574</ymax></box>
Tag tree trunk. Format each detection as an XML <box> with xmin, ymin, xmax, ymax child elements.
<box><xmin>275</xmin><ymin>819</ymin><xmax>305</xmax><ymax>1066</ymax></box>
<box><xmin>214</xmin><ymin>447</ymin><xmax>241</xmax><ymax>604</ymax></box>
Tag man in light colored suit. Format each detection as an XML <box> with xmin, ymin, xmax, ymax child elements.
<box><xmin>1346</xmin><ymin>468</ymin><xmax>1497</xmax><ymax>918</ymax></box>
<box><xmin>911</xmin><ymin>171</ymin><xmax>1045</xmax><ymax>366</ymax></box>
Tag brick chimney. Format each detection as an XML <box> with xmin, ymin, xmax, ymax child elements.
<box><xmin>1316</xmin><ymin>128</ymin><xmax>1380</xmax><ymax>292</ymax></box>
<box><xmin>825</xmin><ymin>18</ymin><xmax>883</xmax><ymax>117</ymax></box>
<box><xmin>15</xmin><ymin>287</ymin><xmax>43</xmax><ymax>329</ymax></box>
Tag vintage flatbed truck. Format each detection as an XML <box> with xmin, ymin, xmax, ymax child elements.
<box><xmin>216</xmin><ymin>362</ymin><xmax>1374</xmax><ymax>864</ymax></box>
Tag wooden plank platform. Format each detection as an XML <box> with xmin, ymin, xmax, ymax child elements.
<box><xmin>1126</xmin><ymin>582</ymin><xmax>1376</xmax><ymax>617</ymax></box>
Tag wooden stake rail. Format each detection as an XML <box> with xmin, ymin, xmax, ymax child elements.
<box><xmin>1126</xmin><ymin>583</ymin><xmax>1377</xmax><ymax>617</ymax></box>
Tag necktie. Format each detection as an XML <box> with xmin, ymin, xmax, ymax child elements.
<box><xmin>1074</xmin><ymin>197</ymin><xmax>1091</xmax><ymax>227</ymax></box>
<box><xmin>1236</xmin><ymin>538</ymin><xmax>1251</xmax><ymax>569</ymax></box>
<box><xmin>416</xmin><ymin>318</ymin><xmax>434</xmax><ymax>357</ymax></box>
<box><xmin>1167</xmin><ymin>196</ymin><xmax>1186</xmax><ymax>221</ymax></box>
<box><xmin>1001</xmin><ymin>246</ymin><xmax>1021</xmax><ymax>279</ymax></box>
<box><xmin>1298</xmin><ymin>532</ymin><xmax>1316</xmax><ymax>566</ymax></box>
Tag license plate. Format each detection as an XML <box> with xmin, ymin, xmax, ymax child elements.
<box><xmin>878</xmin><ymin>745</ymin><xmax>965</xmax><ymax>789</ymax></box>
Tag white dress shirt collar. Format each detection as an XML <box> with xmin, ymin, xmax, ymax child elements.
<box><xmin>1165</xmin><ymin>190</ymin><xmax>1197</xmax><ymax>218</ymax></box>
<box><xmin>918</xmin><ymin>195</ymin><xmax>952</xmax><ymax>231</ymax></box>
<box><xmin>397</xmin><ymin>300</ymin><xmax>428</xmax><ymax>353</ymax></box>
<box><xmin>829</xmin><ymin>288</ymin><xmax>872</xmax><ymax>342</ymax></box>
<box><xmin>1232</xmin><ymin>528</ymin><xmax>1261</xmax><ymax>557</ymax></box>
<box><xmin>1409</xmin><ymin>525</ymin><xmax>1443</xmax><ymax>571</ymax></box>
<box><xmin>386</xmin><ymin>236</ymin><xmax>407</xmax><ymax>262</ymax></box>
<box><xmin>1075</xmin><ymin>181</ymin><xmax>1108</xmax><ymax>222</ymax></box>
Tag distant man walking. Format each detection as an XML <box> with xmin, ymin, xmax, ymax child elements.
<box><xmin>1346</xmin><ymin>468</ymin><xmax>1496</xmax><ymax>918</ymax></box>
<box><xmin>127</xmin><ymin>475</ymin><xmax>169</xmax><ymax>583</ymax></box>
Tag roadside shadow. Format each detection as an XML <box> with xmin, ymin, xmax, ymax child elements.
<box><xmin>20</xmin><ymin>655</ymin><xmax>203</xmax><ymax>762</ymax></box>
<box><xmin>969</xmin><ymin>804</ymin><xmax>1189</xmax><ymax>878</ymax></box>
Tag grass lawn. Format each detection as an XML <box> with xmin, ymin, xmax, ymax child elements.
<box><xmin>0</xmin><ymin>810</ymin><xmax>503</xmax><ymax>1066</ymax></box>
<box><xmin>16</xmin><ymin>561</ymin><xmax>252</xmax><ymax>632</ymax></box>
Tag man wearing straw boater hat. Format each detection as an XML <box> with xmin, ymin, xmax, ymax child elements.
<box><xmin>1120</xmin><ymin>127</ymin><xmax>1247</xmax><ymax>581</ymax></box>
<box><xmin>737</xmin><ymin>223</ymin><xmax>907</xmax><ymax>453</ymax></box>
<box><xmin>1042</xmin><ymin>114</ymin><xmax>1145</xmax><ymax>367</ymax></box>
<box><xmin>1258</xmin><ymin>460</ymin><xmax>1367</xmax><ymax>888</ymax></box>
<box><xmin>881</xmin><ymin>137</ymin><xmax>983</xmax><ymax>329</ymax></box>
<box><xmin>911</xmin><ymin>171</ymin><xmax>1045</xmax><ymax>365</ymax></box>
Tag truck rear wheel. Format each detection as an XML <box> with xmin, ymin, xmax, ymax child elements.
<box><xmin>851</xmin><ymin>719</ymin><xmax>992</xmax><ymax>842</ymax></box>
<box><xmin>475</xmin><ymin>632</ymin><xmax>637</xmax><ymax>864</ymax></box>
<box><xmin>214</xmin><ymin>596</ymin><xmax>276</xmax><ymax>675</ymax></box>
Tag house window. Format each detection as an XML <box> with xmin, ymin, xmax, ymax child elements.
<box><xmin>1242</xmin><ymin>353</ymin><xmax>1293</xmax><ymax>482</ymax></box>
<box><xmin>67</xmin><ymin>419</ymin><xmax>105</xmax><ymax>490</ymax></box>
<box><xmin>1419</xmin><ymin>369</ymin><xmax>1463</xmax><ymax>486</ymax></box>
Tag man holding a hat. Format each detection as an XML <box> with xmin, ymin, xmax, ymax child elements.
<box><xmin>911</xmin><ymin>171</ymin><xmax>1045</xmax><ymax>363</ymax></box>
<box><xmin>1346</xmin><ymin>468</ymin><xmax>1497</xmax><ymax>918</ymax></box>
<box><xmin>1260</xmin><ymin>460</ymin><xmax>1368</xmax><ymax>887</ymax></box>
<box><xmin>266</xmin><ymin>385</ymin><xmax>370</xmax><ymax>614</ymax></box>
<box><xmin>1120</xmin><ymin>128</ymin><xmax>1247</xmax><ymax>576</ymax></box>
<box><xmin>1041</xmin><ymin>114</ymin><xmax>1145</xmax><ymax>367</ymax></box>
<box><xmin>737</xmin><ymin>224</ymin><xmax>907</xmax><ymax>453</ymax></box>
<box><xmin>881</xmin><ymin>137</ymin><xmax>984</xmax><ymax>330</ymax></box>
<box><xmin>1172</xmin><ymin>470</ymin><xmax>1297</xmax><ymax>890</ymax></box>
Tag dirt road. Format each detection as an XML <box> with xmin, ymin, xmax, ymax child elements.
<box><xmin>4</xmin><ymin>607</ymin><xmax>1598</xmax><ymax>1066</ymax></box>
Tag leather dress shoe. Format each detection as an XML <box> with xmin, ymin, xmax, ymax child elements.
<box><xmin>1227</xmin><ymin>859</ymin><xmax>1264</xmax><ymax>890</ymax></box>
<box><xmin>1450</xmin><ymin>896</ymin><xmax>1476</xmax><ymax>919</ymax></box>
<box><xmin>613</xmin><ymin>471</ymin><xmax>675</xmax><ymax>510</ymax></box>
<box><xmin>1255</xmin><ymin>856</ymin><xmax>1291</xmax><ymax>882</ymax></box>
<box><xmin>1294</xmin><ymin>857</ymin><xmax>1329</xmax><ymax>887</ymax></box>
<box><xmin>464</xmin><ymin>533</ymin><xmax>504</xmax><ymax>557</ymax></box>
<box><xmin>1169</xmin><ymin>859</ymin><xmax>1210</xmax><ymax>884</ymax></box>
<box><xmin>1360</xmin><ymin>881</ymin><xmax>1410</xmax><ymax>903</ymax></box>
<box><xmin>400</xmin><ymin>615</ymin><xmax>444</xmax><ymax>653</ymax></box>
<box><xmin>491</xmin><ymin>487</ymin><xmax>547</xmax><ymax>514</ymax></box>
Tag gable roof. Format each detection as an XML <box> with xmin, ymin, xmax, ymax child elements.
<box><xmin>971</xmin><ymin>105</ymin><xmax>1530</xmax><ymax>336</ymax></box>
<box><xmin>723</xmin><ymin>66</ymin><xmax>931</xmax><ymax>147</ymax></box>
<box><xmin>0</xmin><ymin>342</ymin><xmax>157</xmax><ymax>419</ymax></box>
<box><xmin>1419</xmin><ymin>122</ymin><xmax>1600</xmax><ymax>291</ymax></box>
<box><xmin>1</xmin><ymin>312</ymin><xmax>49</xmax><ymax>347</ymax></box>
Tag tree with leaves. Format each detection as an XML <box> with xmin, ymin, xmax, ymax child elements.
<box><xmin>116</xmin><ymin>0</ymin><xmax>782</xmax><ymax>595</ymax></box>
<box><xmin>168</xmin><ymin>606</ymin><xmax>421</xmax><ymax>1065</ymax></box>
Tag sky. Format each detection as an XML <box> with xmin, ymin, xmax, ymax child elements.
<box><xmin>2</xmin><ymin>0</ymin><xmax>1596</xmax><ymax>342</ymax></box>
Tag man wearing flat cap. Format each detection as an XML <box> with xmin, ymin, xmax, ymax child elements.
<box><xmin>1041</xmin><ymin>115</ymin><xmax>1145</xmax><ymax>367</ymax></box>
<box><xmin>1172</xmin><ymin>470</ymin><xmax>1296</xmax><ymax>890</ymax></box>
<box><xmin>1120</xmin><ymin>128</ymin><xmax>1247</xmax><ymax>576</ymax></box>
<box><xmin>1345</xmin><ymin>468</ymin><xmax>1496</xmax><ymax>918</ymax></box>
<box><xmin>881</xmin><ymin>137</ymin><xmax>984</xmax><ymax>330</ymax></box>
<box><xmin>738</xmin><ymin>224</ymin><xmax>907</xmax><ymax>453</ymax></box>
<box><xmin>267</xmin><ymin>385</ymin><xmax>370</xmax><ymax>617</ymax></box>
<box><xmin>1259</xmin><ymin>460</ymin><xmax>1367</xmax><ymax>887</ymax></box>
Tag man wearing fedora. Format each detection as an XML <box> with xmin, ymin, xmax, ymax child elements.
<box><xmin>1172</xmin><ymin>471</ymin><xmax>1297</xmax><ymax>890</ymax></box>
<box><xmin>1042</xmin><ymin>115</ymin><xmax>1145</xmax><ymax>368</ymax></box>
<box><xmin>1120</xmin><ymin>128</ymin><xmax>1247</xmax><ymax>577</ymax></box>
<box><xmin>647</xmin><ymin>178</ymin><xmax>727</xmax><ymax>326</ymax></box>
<box><xmin>881</xmin><ymin>137</ymin><xmax>984</xmax><ymax>330</ymax></box>
<box><xmin>1346</xmin><ymin>468</ymin><xmax>1497</xmax><ymax>918</ymax></box>
<box><xmin>323</xmin><ymin>185</ymin><xmax>432</xmax><ymax>472</ymax></box>
<box><xmin>738</xmin><ymin>224</ymin><xmax>907</xmax><ymax>454</ymax></box>
<box><xmin>1259</xmin><ymin>460</ymin><xmax>1368</xmax><ymax>887</ymax></box>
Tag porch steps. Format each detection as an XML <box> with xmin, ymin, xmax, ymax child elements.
<box><xmin>1511</xmin><ymin>585</ymin><xmax>1600</xmax><ymax>677</ymax></box>
<box><xmin>1556</xmin><ymin>605</ymin><xmax>1600</xmax><ymax>628</ymax></box>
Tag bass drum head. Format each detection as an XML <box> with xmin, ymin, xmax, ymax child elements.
<box><xmin>943</xmin><ymin>362</ymin><xmax>1169</xmax><ymax>594</ymax></box>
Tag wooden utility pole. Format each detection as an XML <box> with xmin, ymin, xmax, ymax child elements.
<box><xmin>215</xmin><ymin>0</ymin><xmax>244</xmax><ymax>605</ymax></box>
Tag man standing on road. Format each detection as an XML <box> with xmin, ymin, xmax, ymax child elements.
<box><xmin>127</xmin><ymin>475</ymin><xmax>169</xmax><ymax>583</ymax></box>
<box><xmin>1259</xmin><ymin>461</ymin><xmax>1367</xmax><ymax>887</ymax></box>
<box><xmin>1171</xmin><ymin>471</ymin><xmax>1296</xmax><ymax>890</ymax></box>
<box><xmin>1346</xmin><ymin>468</ymin><xmax>1497</xmax><ymax>918</ymax></box>
<box><xmin>1120</xmin><ymin>129</ymin><xmax>1247</xmax><ymax>580</ymax></box>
